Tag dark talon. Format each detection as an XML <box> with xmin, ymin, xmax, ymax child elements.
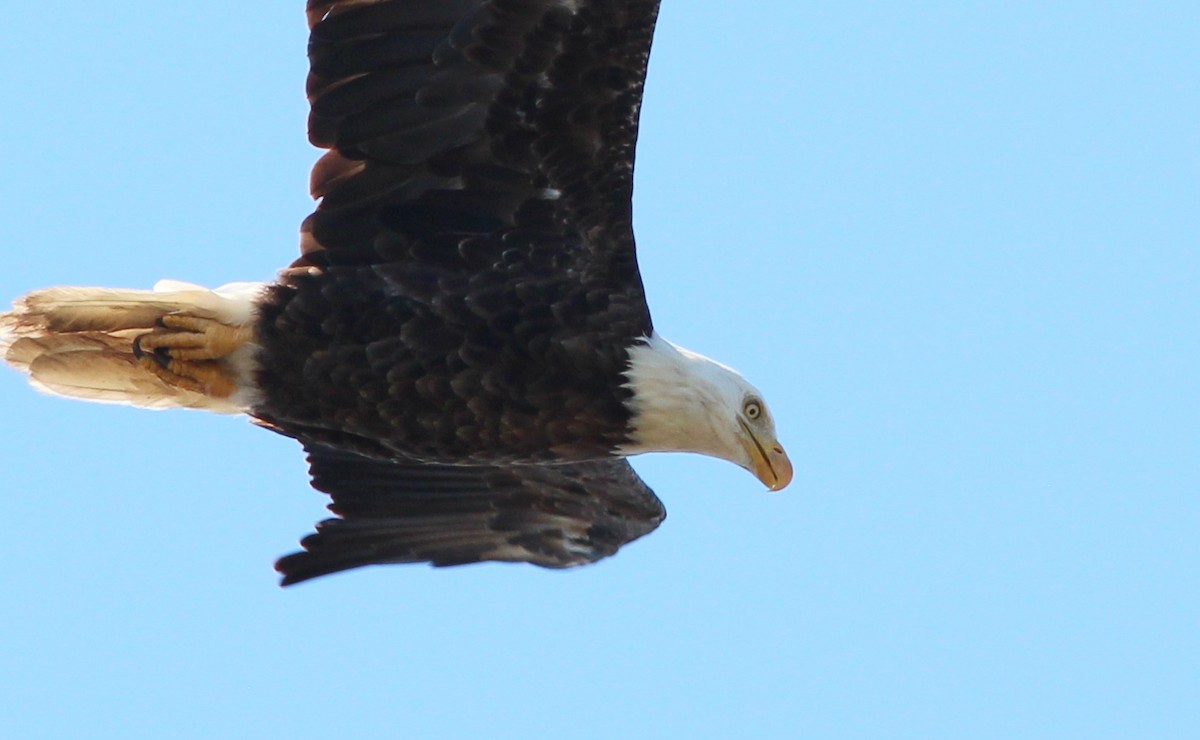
<box><xmin>132</xmin><ymin>334</ymin><xmax>171</xmax><ymax>367</ymax></box>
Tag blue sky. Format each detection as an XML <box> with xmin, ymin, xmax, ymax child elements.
<box><xmin>1</xmin><ymin>2</ymin><xmax>1196</xmax><ymax>738</ymax></box>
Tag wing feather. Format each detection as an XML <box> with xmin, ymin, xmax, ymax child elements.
<box><xmin>275</xmin><ymin>443</ymin><xmax>666</xmax><ymax>585</ymax></box>
<box><xmin>299</xmin><ymin>0</ymin><xmax>661</xmax><ymax>281</ymax></box>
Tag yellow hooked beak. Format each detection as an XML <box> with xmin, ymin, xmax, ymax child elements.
<box><xmin>738</xmin><ymin>420</ymin><xmax>793</xmax><ymax>492</ymax></box>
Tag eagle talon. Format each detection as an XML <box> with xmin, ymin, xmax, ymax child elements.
<box><xmin>134</xmin><ymin>353</ymin><xmax>237</xmax><ymax>398</ymax></box>
<box><xmin>129</xmin><ymin>315</ymin><xmax>251</xmax><ymax>398</ymax></box>
<box><xmin>133</xmin><ymin>336</ymin><xmax>172</xmax><ymax>367</ymax></box>
<box><xmin>131</xmin><ymin>330</ymin><xmax>185</xmax><ymax>367</ymax></box>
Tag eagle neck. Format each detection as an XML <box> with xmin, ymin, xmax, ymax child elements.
<box><xmin>618</xmin><ymin>332</ymin><xmax>730</xmax><ymax>458</ymax></box>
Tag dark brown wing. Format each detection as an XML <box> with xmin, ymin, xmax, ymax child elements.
<box><xmin>300</xmin><ymin>0</ymin><xmax>661</xmax><ymax>282</ymax></box>
<box><xmin>275</xmin><ymin>444</ymin><xmax>666</xmax><ymax>585</ymax></box>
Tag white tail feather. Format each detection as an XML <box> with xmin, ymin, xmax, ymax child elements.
<box><xmin>1</xmin><ymin>281</ymin><xmax>264</xmax><ymax>413</ymax></box>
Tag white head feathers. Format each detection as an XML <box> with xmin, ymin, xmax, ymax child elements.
<box><xmin>620</xmin><ymin>333</ymin><xmax>792</xmax><ymax>490</ymax></box>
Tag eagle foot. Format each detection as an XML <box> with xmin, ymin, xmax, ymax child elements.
<box><xmin>132</xmin><ymin>315</ymin><xmax>251</xmax><ymax>398</ymax></box>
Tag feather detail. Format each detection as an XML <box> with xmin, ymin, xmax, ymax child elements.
<box><xmin>0</xmin><ymin>281</ymin><xmax>264</xmax><ymax>413</ymax></box>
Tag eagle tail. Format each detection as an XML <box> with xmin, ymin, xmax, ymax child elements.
<box><xmin>0</xmin><ymin>280</ymin><xmax>263</xmax><ymax>413</ymax></box>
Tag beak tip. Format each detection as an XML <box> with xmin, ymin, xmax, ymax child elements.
<box><xmin>770</xmin><ymin>453</ymin><xmax>794</xmax><ymax>492</ymax></box>
<box><xmin>766</xmin><ymin>472</ymin><xmax>793</xmax><ymax>492</ymax></box>
<box><xmin>757</xmin><ymin>453</ymin><xmax>793</xmax><ymax>492</ymax></box>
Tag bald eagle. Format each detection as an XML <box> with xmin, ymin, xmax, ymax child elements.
<box><xmin>0</xmin><ymin>0</ymin><xmax>791</xmax><ymax>585</ymax></box>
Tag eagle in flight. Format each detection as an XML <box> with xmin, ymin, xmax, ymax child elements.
<box><xmin>0</xmin><ymin>0</ymin><xmax>791</xmax><ymax>585</ymax></box>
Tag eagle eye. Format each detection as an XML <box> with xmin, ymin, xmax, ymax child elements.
<box><xmin>744</xmin><ymin>399</ymin><xmax>763</xmax><ymax>420</ymax></box>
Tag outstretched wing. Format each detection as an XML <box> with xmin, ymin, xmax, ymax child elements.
<box><xmin>276</xmin><ymin>444</ymin><xmax>666</xmax><ymax>585</ymax></box>
<box><xmin>300</xmin><ymin>0</ymin><xmax>661</xmax><ymax>281</ymax></box>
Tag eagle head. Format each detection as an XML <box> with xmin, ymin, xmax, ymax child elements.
<box><xmin>621</xmin><ymin>333</ymin><xmax>793</xmax><ymax>491</ymax></box>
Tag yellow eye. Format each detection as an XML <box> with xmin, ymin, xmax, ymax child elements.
<box><xmin>744</xmin><ymin>399</ymin><xmax>763</xmax><ymax>420</ymax></box>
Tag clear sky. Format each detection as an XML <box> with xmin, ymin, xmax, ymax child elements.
<box><xmin>1</xmin><ymin>2</ymin><xmax>1196</xmax><ymax>738</ymax></box>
